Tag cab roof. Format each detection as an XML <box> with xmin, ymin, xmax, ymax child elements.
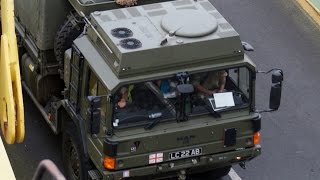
<box><xmin>87</xmin><ymin>0</ymin><xmax>245</xmax><ymax>78</ymax></box>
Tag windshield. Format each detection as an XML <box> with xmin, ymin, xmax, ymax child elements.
<box><xmin>112</xmin><ymin>67</ymin><xmax>251</xmax><ymax>128</ymax></box>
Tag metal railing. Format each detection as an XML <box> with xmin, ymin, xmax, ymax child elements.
<box><xmin>32</xmin><ymin>160</ymin><xmax>66</xmax><ymax>180</ymax></box>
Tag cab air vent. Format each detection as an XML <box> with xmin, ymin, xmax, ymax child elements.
<box><xmin>111</xmin><ymin>27</ymin><xmax>133</xmax><ymax>38</ymax></box>
<box><xmin>120</xmin><ymin>38</ymin><xmax>142</xmax><ymax>49</ymax></box>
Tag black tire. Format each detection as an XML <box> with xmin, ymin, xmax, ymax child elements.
<box><xmin>62</xmin><ymin>122</ymin><xmax>90</xmax><ymax>180</ymax></box>
<box><xmin>54</xmin><ymin>12</ymin><xmax>84</xmax><ymax>77</ymax></box>
<box><xmin>190</xmin><ymin>166</ymin><xmax>231</xmax><ymax>180</ymax></box>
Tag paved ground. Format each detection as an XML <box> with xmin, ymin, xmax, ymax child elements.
<box><xmin>2</xmin><ymin>92</ymin><xmax>64</xmax><ymax>180</ymax></box>
<box><xmin>2</xmin><ymin>0</ymin><xmax>320</xmax><ymax>179</ymax></box>
<box><xmin>212</xmin><ymin>0</ymin><xmax>320</xmax><ymax>180</ymax></box>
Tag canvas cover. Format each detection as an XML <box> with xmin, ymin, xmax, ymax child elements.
<box><xmin>15</xmin><ymin>0</ymin><xmax>71</xmax><ymax>50</ymax></box>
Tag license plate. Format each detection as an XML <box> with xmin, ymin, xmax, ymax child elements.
<box><xmin>169</xmin><ymin>148</ymin><xmax>202</xmax><ymax>160</ymax></box>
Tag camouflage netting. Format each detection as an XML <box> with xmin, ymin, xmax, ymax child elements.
<box><xmin>115</xmin><ymin>0</ymin><xmax>138</xmax><ymax>6</ymax></box>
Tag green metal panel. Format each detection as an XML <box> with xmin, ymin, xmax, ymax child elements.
<box><xmin>15</xmin><ymin>0</ymin><xmax>71</xmax><ymax>50</ymax></box>
<box><xmin>88</xmin><ymin>0</ymin><xmax>244</xmax><ymax>78</ymax></box>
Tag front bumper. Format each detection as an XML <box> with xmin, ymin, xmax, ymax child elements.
<box><xmin>102</xmin><ymin>145</ymin><xmax>261</xmax><ymax>179</ymax></box>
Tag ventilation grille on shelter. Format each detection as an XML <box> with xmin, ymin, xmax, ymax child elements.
<box><xmin>120</xmin><ymin>38</ymin><xmax>142</xmax><ymax>49</ymax></box>
<box><xmin>111</xmin><ymin>28</ymin><xmax>133</xmax><ymax>38</ymax></box>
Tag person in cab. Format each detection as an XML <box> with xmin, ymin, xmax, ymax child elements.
<box><xmin>192</xmin><ymin>70</ymin><xmax>228</xmax><ymax>97</ymax></box>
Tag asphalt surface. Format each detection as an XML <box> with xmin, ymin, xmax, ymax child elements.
<box><xmin>2</xmin><ymin>0</ymin><xmax>320</xmax><ymax>179</ymax></box>
<box><xmin>3</xmin><ymin>92</ymin><xmax>64</xmax><ymax>180</ymax></box>
<box><xmin>212</xmin><ymin>0</ymin><xmax>320</xmax><ymax>179</ymax></box>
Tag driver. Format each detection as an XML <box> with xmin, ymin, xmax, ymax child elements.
<box><xmin>117</xmin><ymin>85</ymin><xmax>134</xmax><ymax>108</ymax></box>
<box><xmin>192</xmin><ymin>70</ymin><xmax>228</xmax><ymax>97</ymax></box>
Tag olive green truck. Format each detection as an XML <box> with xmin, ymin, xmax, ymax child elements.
<box><xmin>14</xmin><ymin>0</ymin><xmax>283</xmax><ymax>179</ymax></box>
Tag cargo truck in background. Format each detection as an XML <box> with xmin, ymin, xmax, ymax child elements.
<box><xmin>13</xmin><ymin>0</ymin><xmax>283</xmax><ymax>179</ymax></box>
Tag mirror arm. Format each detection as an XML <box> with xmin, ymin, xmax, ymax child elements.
<box><xmin>256</xmin><ymin>68</ymin><xmax>283</xmax><ymax>74</ymax></box>
<box><xmin>88</xmin><ymin>94</ymin><xmax>111</xmax><ymax>103</ymax></box>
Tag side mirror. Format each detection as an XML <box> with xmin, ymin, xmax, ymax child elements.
<box><xmin>272</xmin><ymin>70</ymin><xmax>283</xmax><ymax>83</ymax></box>
<box><xmin>87</xmin><ymin>109</ymin><xmax>101</xmax><ymax>134</ymax></box>
<box><xmin>87</xmin><ymin>96</ymin><xmax>102</xmax><ymax>135</ymax></box>
<box><xmin>242</xmin><ymin>41</ymin><xmax>254</xmax><ymax>51</ymax></box>
<box><xmin>177</xmin><ymin>84</ymin><xmax>194</xmax><ymax>94</ymax></box>
<box><xmin>269</xmin><ymin>83</ymin><xmax>281</xmax><ymax>110</ymax></box>
<box><xmin>269</xmin><ymin>70</ymin><xmax>283</xmax><ymax>110</ymax></box>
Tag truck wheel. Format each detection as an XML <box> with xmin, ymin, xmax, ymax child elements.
<box><xmin>62</xmin><ymin>122</ymin><xmax>90</xmax><ymax>180</ymax></box>
<box><xmin>54</xmin><ymin>12</ymin><xmax>84</xmax><ymax>77</ymax></box>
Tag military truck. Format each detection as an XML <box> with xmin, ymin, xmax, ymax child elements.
<box><xmin>14</xmin><ymin>0</ymin><xmax>283</xmax><ymax>179</ymax></box>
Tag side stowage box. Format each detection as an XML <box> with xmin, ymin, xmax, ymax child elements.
<box><xmin>15</xmin><ymin>0</ymin><xmax>71</xmax><ymax>50</ymax></box>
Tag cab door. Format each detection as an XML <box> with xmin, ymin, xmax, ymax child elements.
<box><xmin>79</xmin><ymin>64</ymin><xmax>110</xmax><ymax>168</ymax></box>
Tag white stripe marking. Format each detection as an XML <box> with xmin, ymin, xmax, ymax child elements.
<box><xmin>228</xmin><ymin>168</ymin><xmax>242</xmax><ymax>180</ymax></box>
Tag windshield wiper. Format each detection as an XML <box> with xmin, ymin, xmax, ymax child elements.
<box><xmin>115</xmin><ymin>112</ymin><xmax>161</xmax><ymax>124</ymax></box>
<box><xmin>144</xmin><ymin>113</ymin><xmax>163</xmax><ymax>130</ymax></box>
<box><xmin>144</xmin><ymin>117</ymin><xmax>162</xmax><ymax>130</ymax></box>
<box><xmin>116</xmin><ymin>115</ymin><xmax>148</xmax><ymax>126</ymax></box>
<box><xmin>115</xmin><ymin>113</ymin><xmax>162</xmax><ymax>129</ymax></box>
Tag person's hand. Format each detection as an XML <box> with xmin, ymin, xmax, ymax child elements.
<box><xmin>206</xmin><ymin>90</ymin><xmax>215</xmax><ymax>96</ymax></box>
<box><xmin>211</xmin><ymin>89</ymin><xmax>225</xmax><ymax>95</ymax></box>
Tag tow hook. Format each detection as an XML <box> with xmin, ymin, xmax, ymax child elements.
<box><xmin>239</xmin><ymin>162</ymin><xmax>246</xmax><ymax>169</ymax></box>
<box><xmin>177</xmin><ymin>170</ymin><xmax>186</xmax><ymax>180</ymax></box>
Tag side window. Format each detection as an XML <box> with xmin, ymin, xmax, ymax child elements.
<box><xmin>98</xmin><ymin>82</ymin><xmax>107</xmax><ymax>121</ymax></box>
<box><xmin>87</xmin><ymin>70</ymin><xmax>108</xmax><ymax>121</ymax></box>
<box><xmin>69</xmin><ymin>47</ymin><xmax>83</xmax><ymax>110</ymax></box>
<box><xmin>227</xmin><ymin>67</ymin><xmax>250</xmax><ymax>98</ymax></box>
<box><xmin>88</xmin><ymin>71</ymin><xmax>98</xmax><ymax>96</ymax></box>
<box><xmin>239</xmin><ymin>67</ymin><xmax>250</xmax><ymax>98</ymax></box>
<box><xmin>228</xmin><ymin>68</ymin><xmax>239</xmax><ymax>86</ymax></box>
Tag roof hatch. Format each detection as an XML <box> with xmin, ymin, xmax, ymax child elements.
<box><xmin>161</xmin><ymin>9</ymin><xmax>218</xmax><ymax>37</ymax></box>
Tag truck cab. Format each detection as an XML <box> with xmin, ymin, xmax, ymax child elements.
<box><xmin>14</xmin><ymin>0</ymin><xmax>283</xmax><ymax>179</ymax></box>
